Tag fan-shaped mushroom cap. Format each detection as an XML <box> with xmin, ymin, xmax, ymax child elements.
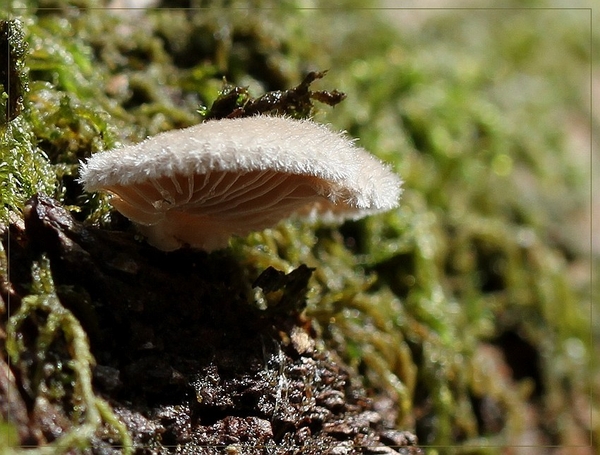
<box><xmin>79</xmin><ymin>115</ymin><xmax>402</xmax><ymax>251</ymax></box>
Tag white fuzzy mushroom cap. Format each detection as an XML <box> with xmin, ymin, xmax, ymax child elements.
<box><xmin>79</xmin><ymin>115</ymin><xmax>402</xmax><ymax>251</ymax></box>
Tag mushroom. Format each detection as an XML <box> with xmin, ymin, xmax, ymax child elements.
<box><xmin>79</xmin><ymin>115</ymin><xmax>402</xmax><ymax>251</ymax></box>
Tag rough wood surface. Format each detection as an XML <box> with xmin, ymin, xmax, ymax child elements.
<box><xmin>0</xmin><ymin>194</ymin><xmax>422</xmax><ymax>454</ymax></box>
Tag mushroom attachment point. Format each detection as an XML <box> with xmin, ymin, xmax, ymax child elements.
<box><xmin>79</xmin><ymin>116</ymin><xmax>402</xmax><ymax>251</ymax></box>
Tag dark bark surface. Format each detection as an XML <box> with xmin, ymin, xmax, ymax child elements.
<box><xmin>0</xmin><ymin>194</ymin><xmax>422</xmax><ymax>454</ymax></box>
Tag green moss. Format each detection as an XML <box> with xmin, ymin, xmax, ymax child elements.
<box><xmin>1</xmin><ymin>117</ymin><xmax>56</xmax><ymax>221</ymax></box>
<box><xmin>4</xmin><ymin>251</ymin><xmax>132</xmax><ymax>453</ymax></box>
<box><xmin>1</xmin><ymin>20</ymin><xmax>28</xmax><ymax>123</ymax></box>
<box><xmin>2</xmin><ymin>1</ymin><xmax>597</xmax><ymax>453</ymax></box>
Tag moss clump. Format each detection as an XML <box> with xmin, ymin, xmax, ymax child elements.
<box><xmin>1</xmin><ymin>19</ymin><xmax>28</xmax><ymax>123</ymax></box>
<box><xmin>1</xmin><ymin>2</ymin><xmax>597</xmax><ymax>454</ymax></box>
<box><xmin>3</xmin><ymin>250</ymin><xmax>132</xmax><ymax>453</ymax></box>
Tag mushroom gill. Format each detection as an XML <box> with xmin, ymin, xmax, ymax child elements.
<box><xmin>79</xmin><ymin>115</ymin><xmax>402</xmax><ymax>251</ymax></box>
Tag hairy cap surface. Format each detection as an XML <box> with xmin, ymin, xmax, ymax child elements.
<box><xmin>79</xmin><ymin>116</ymin><xmax>402</xmax><ymax>251</ymax></box>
